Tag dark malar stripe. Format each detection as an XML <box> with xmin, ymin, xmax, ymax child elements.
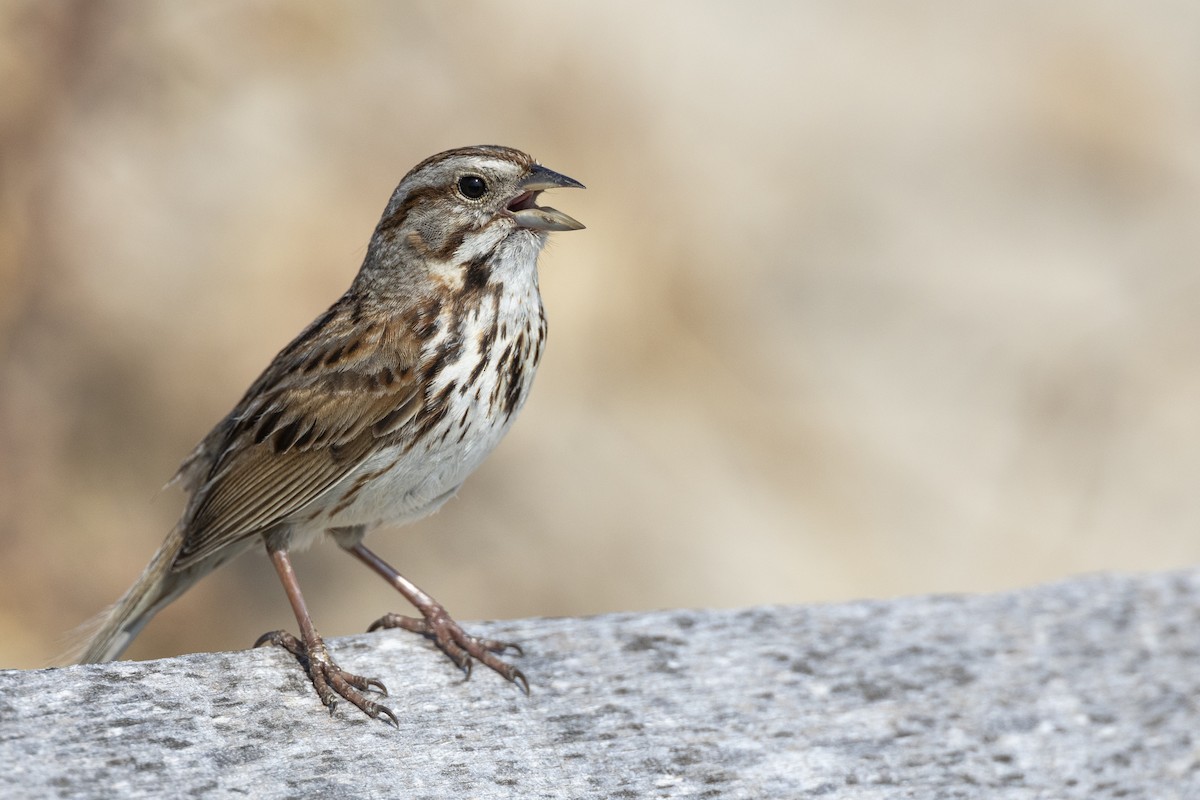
<box><xmin>462</xmin><ymin>253</ymin><xmax>493</xmax><ymax>292</ymax></box>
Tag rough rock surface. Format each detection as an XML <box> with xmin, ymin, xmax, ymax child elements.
<box><xmin>2</xmin><ymin>570</ymin><xmax>1198</xmax><ymax>798</ymax></box>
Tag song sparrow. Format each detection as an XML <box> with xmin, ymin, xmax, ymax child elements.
<box><xmin>76</xmin><ymin>145</ymin><xmax>584</xmax><ymax>725</ymax></box>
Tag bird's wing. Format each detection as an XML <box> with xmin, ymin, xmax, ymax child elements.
<box><xmin>171</xmin><ymin>297</ymin><xmax>436</xmax><ymax>571</ymax></box>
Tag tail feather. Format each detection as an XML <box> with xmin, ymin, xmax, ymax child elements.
<box><xmin>74</xmin><ymin>527</ymin><xmax>190</xmax><ymax>664</ymax></box>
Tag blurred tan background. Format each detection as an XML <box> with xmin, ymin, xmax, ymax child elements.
<box><xmin>2</xmin><ymin>1</ymin><xmax>1199</xmax><ymax>669</ymax></box>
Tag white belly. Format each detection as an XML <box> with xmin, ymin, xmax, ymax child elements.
<box><xmin>323</xmin><ymin>405</ymin><xmax>520</xmax><ymax>529</ymax></box>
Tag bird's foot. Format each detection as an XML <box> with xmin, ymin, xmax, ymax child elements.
<box><xmin>254</xmin><ymin>629</ymin><xmax>398</xmax><ymax>726</ymax></box>
<box><xmin>367</xmin><ymin>607</ymin><xmax>528</xmax><ymax>693</ymax></box>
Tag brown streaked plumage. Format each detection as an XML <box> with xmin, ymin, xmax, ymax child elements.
<box><xmin>76</xmin><ymin>145</ymin><xmax>584</xmax><ymax>725</ymax></box>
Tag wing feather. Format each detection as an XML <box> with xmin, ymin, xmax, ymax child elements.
<box><xmin>172</xmin><ymin>296</ymin><xmax>429</xmax><ymax>571</ymax></box>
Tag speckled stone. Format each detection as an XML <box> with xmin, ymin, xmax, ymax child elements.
<box><xmin>3</xmin><ymin>570</ymin><xmax>1199</xmax><ymax>798</ymax></box>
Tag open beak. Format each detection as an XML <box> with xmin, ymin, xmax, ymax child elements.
<box><xmin>508</xmin><ymin>165</ymin><xmax>586</xmax><ymax>231</ymax></box>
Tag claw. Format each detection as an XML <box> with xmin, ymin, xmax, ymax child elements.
<box><xmin>254</xmin><ymin>629</ymin><xmax>306</xmax><ymax>658</ymax></box>
<box><xmin>374</xmin><ymin>705</ymin><xmax>400</xmax><ymax>728</ymax></box>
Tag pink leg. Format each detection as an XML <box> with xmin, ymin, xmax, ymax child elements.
<box><xmin>347</xmin><ymin>542</ymin><xmax>528</xmax><ymax>693</ymax></box>
<box><xmin>256</xmin><ymin>543</ymin><xmax>397</xmax><ymax>725</ymax></box>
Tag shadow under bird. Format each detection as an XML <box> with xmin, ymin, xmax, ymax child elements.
<box><xmin>76</xmin><ymin>145</ymin><xmax>585</xmax><ymax>725</ymax></box>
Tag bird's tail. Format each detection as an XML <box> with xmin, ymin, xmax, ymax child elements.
<box><xmin>74</xmin><ymin>525</ymin><xmax>193</xmax><ymax>664</ymax></box>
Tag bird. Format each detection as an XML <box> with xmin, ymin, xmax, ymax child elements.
<box><xmin>76</xmin><ymin>145</ymin><xmax>585</xmax><ymax>725</ymax></box>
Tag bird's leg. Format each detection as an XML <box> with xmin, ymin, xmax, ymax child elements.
<box><xmin>255</xmin><ymin>543</ymin><xmax>397</xmax><ymax>725</ymax></box>
<box><xmin>346</xmin><ymin>542</ymin><xmax>528</xmax><ymax>693</ymax></box>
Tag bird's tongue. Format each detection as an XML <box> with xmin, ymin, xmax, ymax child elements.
<box><xmin>507</xmin><ymin>191</ymin><xmax>540</xmax><ymax>212</ymax></box>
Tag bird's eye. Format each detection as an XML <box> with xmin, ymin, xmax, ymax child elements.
<box><xmin>457</xmin><ymin>175</ymin><xmax>487</xmax><ymax>199</ymax></box>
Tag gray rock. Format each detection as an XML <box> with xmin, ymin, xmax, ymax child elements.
<box><xmin>2</xmin><ymin>570</ymin><xmax>1198</xmax><ymax>798</ymax></box>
